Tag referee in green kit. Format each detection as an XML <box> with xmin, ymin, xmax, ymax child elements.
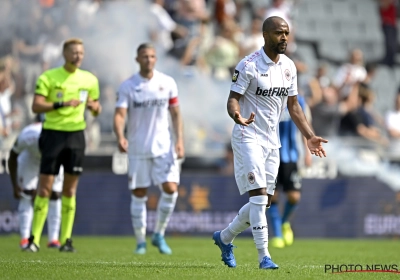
<box><xmin>24</xmin><ymin>38</ymin><xmax>102</xmax><ymax>252</ymax></box>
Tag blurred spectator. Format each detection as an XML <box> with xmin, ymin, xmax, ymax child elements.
<box><xmin>42</xmin><ymin>25</ymin><xmax>71</xmax><ymax>70</ymax></box>
<box><xmin>0</xmin><ymin>57</ymin><xmax>19</xmax><ymax>153</ymax></box>
<box><xmin>360</xmin><ymin>62</ymin><xmax>378</xmax><ymax>89</ymax></box>
<box><xmin>15</xmin><ymin>4</ymin><xmax>45</xmax><ymax>96</ymax></box>
<box><xmin>333</xmin><ymin>49</ymin><xmax>367</xmax><ymax>100</ymax></box>
<box><xmin>205</xmin><ymin>19</ymin><xmax>241</xmax><ymax>79</ymax></box>
<box><xmin>311</xmin><ymin>84</ymin><xmax>358</xmax><ymax>137</ymax></box>
<box><xmin>379</xmin><ymin>0</ymin><xmax>398</xmax><ymax>67</ymax></box>
<box><xmin>239</xmin><ymin>17</ymin><xmax>264</xmax><ymax>57</ymax></box>
<box><xmin>339</xmin><ymin>87</ymin><xmax>388</xmax><ymax>145</ymax></box>
<box><xmin>303</xmin><ymin>63</ymin><xmax>331</xmax><ymax>108</ymax></box>
<box><xmin>214</xmin><ymin>0</ymin><xmax>237</xmax><ymax>28</ymax></box>
<box><xmin>169</xmin><ymin>0</ymin><xmax>209</xmax><ymax>67</ymax></box>
<box><xmin>385</xmin><ymin>89</ymin><xmax>400</xmax><ymax>139</ymax></box>
<box><xmin>149</xmin><ymin>0</ymin><xmax>188</xmax><ymax>53</ymax></box>
<box><xmin>0</xmin><ymin>0</ymin><xmax>15</xmax><ymax>59</ymax></box>
<box><xmin>263</xmin><ymin>0</ymin><xmax>292</xmax><ymax>29</ymax></box>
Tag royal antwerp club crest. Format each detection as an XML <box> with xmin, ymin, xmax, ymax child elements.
<box><xmin>284</xmin><ymin>69</ymin><xmax>291</xmax><ymax>81</ymax></box>
<box><xmin>247</xmin><ymin>172</ymin><xmax>255</xmax><ymax>184</ymax></box>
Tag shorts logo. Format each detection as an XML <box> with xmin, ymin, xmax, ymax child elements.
<box><xmin>73</xmin><ymin>166</ymin><xmax>83</xmax><ymax>172</ymax></box>
<box><xmin>232</xmin><ymin>70</ymin><xmax>239</xmax><ymax>82</ymax></box>
<box><xmin>284</xmin><ymin>69</ymin><xmax>291</xmax><ymax>81</ymax></box>
<box><xmin>247</xmin><ymin>172</ymin><xmax>255</xmax><ymax>184</ymax></box>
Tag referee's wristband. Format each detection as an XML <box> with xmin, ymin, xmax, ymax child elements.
<box><xmin>53</xmin><ymin>101</ymin><xmax>64</xmax><ymax>109</ymax></box>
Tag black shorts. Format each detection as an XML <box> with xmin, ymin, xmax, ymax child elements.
<box><xmin>39</xmin><ymin>129</ymin><xmax>85</xmax><ymax>175</ymax></box>
<box><xmin>276</xmin><ymin>162</ymin><xmax>302</xmax><ymax>192</ymax></box>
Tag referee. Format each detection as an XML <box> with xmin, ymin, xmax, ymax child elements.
<box><xmin>25</xmin><ymin>38</ymin><xmax>101</xmax><ymax>252</ymax></box>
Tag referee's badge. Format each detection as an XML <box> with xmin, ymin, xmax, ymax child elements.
<box><xmin>232</xmin><ymin>70</ymin><xmax>239</xmax><ymax>82</ymax></box>
<box><xmin>284</xmin><ymin>69</ymin><xmax>291</xmax><ymax>81</ymax></box>
<box><xmin>79</xmin><ymin>89</ymin><xmax>88</xmax><ymax>102</ymax></box>
<box><xmin>247</xmin><ymin>172</ymin><xmax>255</xmax><ymax>184</ymax></box>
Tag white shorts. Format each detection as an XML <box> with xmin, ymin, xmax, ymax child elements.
<box><xmin>232</xmin><ymin>141</ymin><xmax>280</xmax><ymax>195</ymax></box>
<box><xmin>128</xmin><ymin>151</ymin><xmax>180</xmax><ymax>190</ymax></box>
<box><xmin>18</xmin><ymin>157</ymin><xmax>64</xmax><ymax>193</ymax></box>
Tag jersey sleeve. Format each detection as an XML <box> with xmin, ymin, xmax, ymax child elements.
<box><xmin>230</xmin><ymin>60</ymin><xmax>254</xmax><ymax>95</ymax></box>
<box><xmin>288</xmin><ymin>61</ymin><xmax>298</xmax><ymax>97</ymax></box>
<box><xmin>89</xmin><ymin>76</ymin><xmax>100</xmax><ymax>100</ymax></box>
<box><xmin>115</xmin><ymin>83</ymin><xmax>129</xmax><ymax>108</ymax></box>
<box><xmin>35</xmin><ymin>73</ymin><xmax>50</xmax><ymax>97</ymax></box>
<box><xmin>168</xmin><ymin>78</ymin><xmax>179</xmax><ymax>107</ymax></box>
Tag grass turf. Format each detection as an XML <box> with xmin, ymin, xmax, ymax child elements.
<box><xmin>1</xmin><ymin>235</ymin><xmax>400</xmax><ymax>279</ymax></box>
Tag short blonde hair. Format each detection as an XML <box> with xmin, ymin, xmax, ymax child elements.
<box><xmin>63</xmin><ymin>38</ymin><xmax>83</xmax><ymax>52</ymax></box>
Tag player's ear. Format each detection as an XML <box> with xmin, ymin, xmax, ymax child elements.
<box><xmin>135</xmin><ymin>56</ymin><xmax>139</xmax><ymax>63</ymax></box>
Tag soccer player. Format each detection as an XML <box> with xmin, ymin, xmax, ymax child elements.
<box><xmin>268</xmin><ymin>94</ymin><xmax>312</xmax><ymax>249</ymax></box>
<box><xmin>212</xmin><ymin>16</ymin><xmax>328</xmax><ymax>269</ymax></box>
<box><xmin>8</xmin><ymin>116</ymin><xmax>64</xmax><ymax>249</ymax></box>
<box><xmin>24</xmin><ymin>38</ymin><xmax>102</xmax><ymax>252</ymax></box>
<box><xmin>113</xmin><ymin>43</ymin><xmax>184</xmax><ymax>255</ymax></box>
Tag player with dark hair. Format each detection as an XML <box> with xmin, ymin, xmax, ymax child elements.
<box><xmin>212</xmin><ymin>16</ymin><xmax>327</xmax><ymax>269</ymax></box>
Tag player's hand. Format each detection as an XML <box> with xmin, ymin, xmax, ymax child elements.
<box><xmin>118</xmin><ymin>137</ymin><xmax>128</xmax><ymax>153</ymax></box>
<box><xmin>233</xmin><ymin>111</ymin><xmax>255</xmax><ymax>126</ymax></box>
<box><xmin>87</xmin><ymin>100</ymin><xmax>102</xmax><ymax>116</ymax></box>
<box><xmin>64</xmin><ymin>99</ymin><xmax>81</xmax><ymax>108</ymax></box>
<box><xmin>175</xmin><ymin>140</ymin><xmax>185</xmax><ymax>159</ymax></box>
<box><xmin>307</xmin><ymin>136</ymin><xmax>328</xmax><ymax>158</ymax></box>
<box><xmin>13</xmin><ymin>186</ymin><xmax>22</xmax><ymax>199</ymax></box>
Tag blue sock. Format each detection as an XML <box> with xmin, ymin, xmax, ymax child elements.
<box><xmin>268</xmin><ymin>203</ymin><xmax>282</xmax><ymax>238</ymax></box>
<box><xmin>282</xmin><ymin>201</ymin><xmax>298</xmax><ymax>224</ymax></box>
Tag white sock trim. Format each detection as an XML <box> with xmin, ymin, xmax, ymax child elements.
<box><xmin>249</xmin><ymin>195</ymin><xmax>269</xmax><ymax>205</ymax></box>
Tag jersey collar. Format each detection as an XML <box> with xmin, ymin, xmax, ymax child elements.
<box><xmin>260</xmin><ymin>47</ymin><xmax>283</xmax><ymax>65</ymax></box>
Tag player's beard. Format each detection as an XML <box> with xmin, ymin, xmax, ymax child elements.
<box><xmin>267</xmin><ymin>37</ymin><xmax>287</xmax><ymax>54</ymax></box>
<box><xmin>273</xmin><ymin>42</ymin><xmax>287</xmax><ymax>54</ymax></box>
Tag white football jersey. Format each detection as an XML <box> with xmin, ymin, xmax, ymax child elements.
<box><xmin>12</xmin><ymin>122</ymin><xmax>42</xmax><ymax>165</ymax></box>
<box><xmin>230</xmin><ymin>47</ymin><xmax>298</xmax><ymax>149</ymax></box>
<box><xmin>116</xmin><ymin>70</ymin><xmax>179</xmax><ymax>158</ymax></box>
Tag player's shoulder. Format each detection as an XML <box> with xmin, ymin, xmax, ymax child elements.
<box><xmin>119</xmin><ymin>74</ymin><xmax>139</xmax><ymax>90</ymax></box>
<box><xmin>154</xmin><ymin>70</ymin><xmax>176</xmax><ymax>84</ymax></box>
<box><xmin>236</xmin><ymin>50</ymin><xmax>263</xmax><ymax>70</ymax></box>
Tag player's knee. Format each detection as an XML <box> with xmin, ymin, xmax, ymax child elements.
<box><xmin>287</xmin><ymin>191</ymin><xmax>300</xmax><ymax>204</ymax></box>
<box><xmin>161</xmin><ymin>182</ymin><xmax>178</xmax><ymax>194</ymax></box>
<box><xmin>50</xmin><ymin>191</ymin><xmax>61</xmax><ymax>200</ymax></box>
<box><xmin>132</xmin><ymin>188</ymin><xmax>147</xmax><ymax>198</ymax></box>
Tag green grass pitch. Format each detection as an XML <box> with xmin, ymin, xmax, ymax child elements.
<box><xmin>1</xmin><ymin>235</ymin><xmax>400</xmax><ymax>279</ymax></box>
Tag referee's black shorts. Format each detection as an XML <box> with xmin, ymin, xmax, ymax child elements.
<box><xmin>39</xmin><ymin>129</ymin><xmax>86</xmax><ymax>175</ymax></box>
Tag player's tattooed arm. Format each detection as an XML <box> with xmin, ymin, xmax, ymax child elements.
<box><xmin>227</xmin><ymin>91</ymin><xmax>255</xmax><ymax>126</ymax></box>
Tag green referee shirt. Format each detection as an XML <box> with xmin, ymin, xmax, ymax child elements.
<box><xmin>35</xmin><ymin>67</ymin><xmax>100</xmax><ymax>131</ymax></box>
